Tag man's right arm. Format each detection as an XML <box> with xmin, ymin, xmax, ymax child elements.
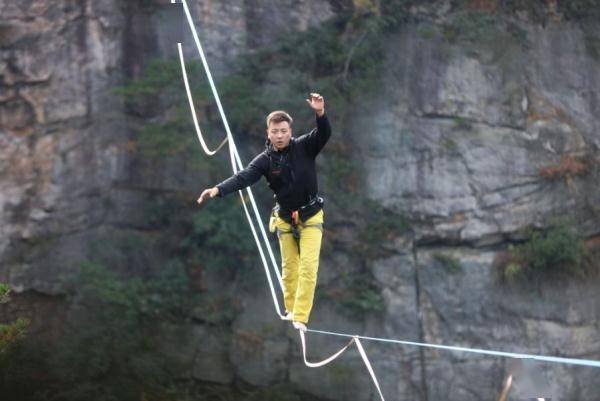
<box><xmin>215</xmin><ymin>160</ymin><xmax>263</xmax><ymax>197</ymax></box>
<box><xmin>198</xmin><ymin>154</ymin><xmax>267</xmax><ymax>204</ymax></box>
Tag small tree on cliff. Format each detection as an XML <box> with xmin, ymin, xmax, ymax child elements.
<box><xmin>0</xmin><ymin>283</ymin><xmax>29</xmax><ymax>355</ymax></box>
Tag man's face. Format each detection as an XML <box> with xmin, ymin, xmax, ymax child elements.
<box><xmin>267</xmin><ymin>121</ymin><xmax>292</xmax><ymax>150</ymax></box>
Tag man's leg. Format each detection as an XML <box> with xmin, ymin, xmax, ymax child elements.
<box><xmin>276</xmin><ymin>217</ymin><xmax>300</xmax><ymax>314</ymax></box>
<box><xmin>293</xmin><ymin>210</ymin><xmax>324</xmax><ymax>324</ymax></box>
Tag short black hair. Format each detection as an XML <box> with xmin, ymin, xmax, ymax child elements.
<box><xmin>266</xmin><ymin>110</ymin><xmax>293</xmax><ymax>127</ymax></box>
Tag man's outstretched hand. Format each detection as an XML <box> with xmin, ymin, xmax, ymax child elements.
<box><xmin>197</xmin><ymin>187</ymin><xmax>219</xmax><ymax>204</ymax></box>
<box><xmin>306</xmin><ymin>93</ymin><xmax>325</xmax><ymax>117</ymax></box>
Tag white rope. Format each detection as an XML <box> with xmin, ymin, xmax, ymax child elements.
<box><xmin>354</xmin><ymin>337</ymin><xmax>386</xmax><ymax>401</ymax></box>
<box><xmin>178</xmin><ymin>42</ymin><xmax>283</xmax><ymax>317</ymax></box>
<box><xmin>298</xmin><ymin>331</ymin><xmax>385</xmax><ymax>400</ymax></box>
<box><xmin>237</xmin><ymin>187</ymin><xmax>284</xmax><ymax>317</ymax></box>
<box><xmin>299</xmin><ymin>330</ymin><xmax>355</xmax><ymax>368</ymax></box>
<box><xmin>307</xmin><ymin>328</ymin><xmax>600</xmax><ymax>368</ymax></box>
<box><xmin>180</xmin><ymin>0</ymin><xmax>285</xmax><ymax>295</ymax></box>
<box><xmin>177</xmin><ymin>43</ymin><xmax>227</xmax><ymax>155</ymax></box>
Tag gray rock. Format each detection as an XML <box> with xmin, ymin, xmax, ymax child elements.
<box><xmin>159</xmin><ymin>323</ymin><xmax>234</xmax><ymax>384</ymax></box>
<box><xmin>416</xmin><ymin>247</ymin><xmax>600</xmax><ymax>401</ymax></box>
<box><xmin>230</xmin><ymin>278</ymin><xmax>290</xmax><ymax>385</ymax></box>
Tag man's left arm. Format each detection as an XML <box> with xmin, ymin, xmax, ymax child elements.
<box><xmin>304</xmin><ymin>93</ymin><xmax>331</xmax><ymax>156</ymax></box>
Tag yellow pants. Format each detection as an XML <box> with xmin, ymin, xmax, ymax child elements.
<box><xmin>272</xmin><ymin>209</ymin><xmax>323</xmax><ymax>324</ymax></box>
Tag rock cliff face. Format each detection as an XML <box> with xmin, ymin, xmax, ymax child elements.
<box><xmin>1</xmin><ymin>1</ymin><xmax>599</xmax><ymax>401</ymax></box>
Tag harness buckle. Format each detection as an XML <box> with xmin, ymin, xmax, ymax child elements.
<box><xmin>291</xmin><ymin>210</ymin><xmax>300</xmax><ymax>239</ymax></box>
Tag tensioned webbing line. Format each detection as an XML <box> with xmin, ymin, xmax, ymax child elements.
<box><xmin>174</xmin><ymin>1</ymin><xmax>600</xmax><ymax>399</ymax></box>
<box><xmin>307</xmin><ymin>329</ymin><xmax>600</xmax><ymax>368</ymax></box>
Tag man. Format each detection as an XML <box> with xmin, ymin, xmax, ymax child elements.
<box><xmin>197</xmin><ymin>93</ymin><xmax>331</xmax><ymax>332</ymax></box>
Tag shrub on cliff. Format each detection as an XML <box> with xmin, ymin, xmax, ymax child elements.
<box><xmin>494</xmin><ymin>219</ymin><xmax>590</xmax><ymax>282</ymax></box>
<box><xmin>42</xmin><ymin>261</ymin><xmax>198</xmax><ymax>401</ymax></box>
<box><xmin>0</xmin><ymin>284</ymin><xmax>29</xmax><ymax>356</ymax></box>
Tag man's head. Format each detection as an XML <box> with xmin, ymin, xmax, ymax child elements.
<box><xmin>266</xmin><ymin>110</ymin><xmax>293</xmax><ymax>151</ymax></box>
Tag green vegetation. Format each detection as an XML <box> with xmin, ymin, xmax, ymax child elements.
<box><xmin>116</xmin><ymin>4</ymin><xmax>417</xmax><ymax>333</ymax></box>
<box><xmin>441</xmin><ymin>9</ymin><xmax>529</xmax><ymax>62</ymax></box>
<box><xmin>19</xmin><ymin>1</ymin><xmax>600</xmax><ymax>398</ymax></box>
<box><xmin>433</xmin><ymin>252</ymin><xmax>462</xmax><ymax>273</ymax></box>
<box><xmin>0</xmin><ymin>282</ymin><xmax>9</xmax><ymax>302</ymax></box>
<box><xmin>0</xmin><ymin>190</ymin><xmax>256</xmax><ymax>399</ymax></box>
<box><xmin>116</xmin><ymin>5</ymin><xmax>423</xmax><ymax>233</ymax></box>
<box><xmin>2</xmin><ymin>261</ymin><xmax>203</xmax><ymax>401</ymax></box>
<box><xmin>516</xmin><ymin>224</ymin><xmax>585</xmax><ymax>274</ymax></box>
<box><xmin>116</xmin><ymin>1</ymin><xmax>426</xmax><ymax>167</ymax></box>
<box><xmin>339</xmin><ymin>272</ymin><xmax>386</xmax><ymax>314</ymax></box>
<box><xmin>358</xmin><ymin>200</ymin><xmax>410</xmax><ymax>257</ymax></box>
<box><xmin>502</xmin><ymin>261</ymin><xmax>525</xmax><ymax>282</ymax></box>
<box><xmin>452</xmin><ymin>116</ymin><xmax>472</xmax><ymax>131</ymax></box>
<box><xmin>494</xmin><ymin>219</ymin><xmax>590</xmax><ymax>282</ymax></box>
<box><xmin>318</xmin><ymin>199</ymin><xmax>409</xmax><ymax>316</ymax></box>
<box><xmin>320</xmin><ymin>271</ymin><xmax>386</xmax><ymax>316</ymax></box>
<box><xmin>0</xmin><ymin>284</ymin><xmax>29</xmax><ymax>356</ymax></box>
<box><xmin>461</xmin><ymin>0</ymin><xmax>598</xmax><ymax>24</ymax></box>
<box><xmin>0</xmin><ymin>306</ymin><xmax>29</xmax><ymax>355</ymax></box>
<box><xmin>0</xmin><ymin>283</ymin><xmax>30</xmax><ymax>399</ymax></box>
<box><xmin>181</xmin><ymin>197</ymin><xmax>257</xmax><ymax>271</ymax></box>
<box><xmin>441</xmin><ymin>137</ymin><xmax>459</xmax><ymax>153</ymax></box>
<box><xmin>558</xmin><ymin>0</ymin><xmax>600</xmax><ymax>20</ymax></box>
<box><xmin>116</xmin><ymin>59</ymin><xmax>186</xmax><ymax>103</ymax></box>
<box><xmin>443</xmin><ymin>11</ymin><xmax>503</xmax><ymax>44</ymax></box>
<box><xmin>140</xmin><ymin>192</ymin><xmax>256</xmax><ymax>273</ymax></box>
<box><xmin>417</xmin><ymin>23</ymin><xmax>438</xmax><ymax>39</ymax></box>
<box><xmin>325</xmin><ymin>151</ymin><xmax>361</xmax><ymax>194</ymax></box>
<box><xmin>116</xmin><ymin>58</ymin><xmax>224</xmax><ymax>167</ymax></box>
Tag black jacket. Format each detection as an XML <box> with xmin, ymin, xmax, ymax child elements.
<box><xmin>216</xmin><ymin>113</ymin><xmax>331</xmax><ymax>216</ymax></box>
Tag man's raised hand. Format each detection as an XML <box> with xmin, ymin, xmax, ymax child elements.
<box><xmin>197</xmin><ymin>187</ymin><xmax>219</xmax><ymax>205</ymax></box>
<box><xmin>306</xmin><ymin>93</ymin><xmax>325</xmax><ymax>116</ymax></box>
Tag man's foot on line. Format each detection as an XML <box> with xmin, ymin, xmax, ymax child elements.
<box><xmin>292</xmin><ymin>321</ymin><xmax>307</xmax><ymax>332</ymax></box>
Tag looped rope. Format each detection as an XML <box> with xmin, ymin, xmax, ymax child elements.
<box><xmin>299</xmin><ymin>331</ymin><xmax>385</xmax><ymax>400</ymax></box>
<box><xmin>178</xmin><ymin>43</ymin><xmax>228</xmax><ymax>155</ymax></box>
<box><xmin>178</xmin><ymin>0</ymin><xmax>286</xmax><ymax>304</ymax></box>
<box><xmin>299</xmin><ymin>330</ymin><xmax>355</xmax><ymax>368</ymax></box>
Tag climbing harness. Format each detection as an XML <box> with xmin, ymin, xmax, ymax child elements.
<box><xmin>173</xmin><ymin>1</ymin><xmax>600</xmax><ymax>399</ymax></box>
<box><xmin>274</xmin><ymin>196</ymin><xmax>324</xmax><ymax>239</ymax></box>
